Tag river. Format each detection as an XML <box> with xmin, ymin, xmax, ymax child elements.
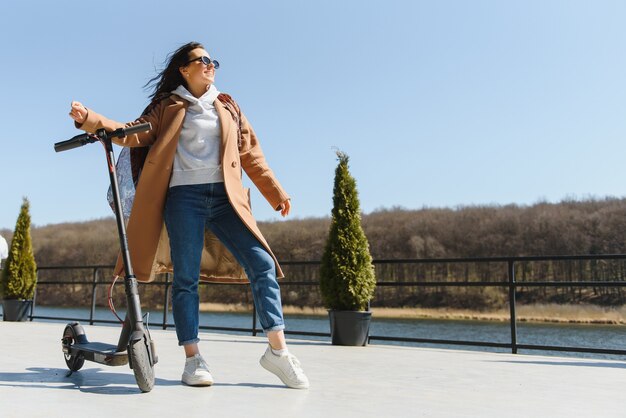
<box><xmin>22</xmin><ymin>305</ymin><xmax>626</xmax><ymax>361</ymax></box>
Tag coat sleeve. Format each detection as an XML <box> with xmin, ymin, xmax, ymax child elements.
<box><xmin>75</xmin><ymin>101</ymin><xmax>163</xmax><ymax>148</ymax></box>
<box><xmin>238</xmin><ymin>112</ymin><xmax>290</xmax><ymax>210</ymax></box>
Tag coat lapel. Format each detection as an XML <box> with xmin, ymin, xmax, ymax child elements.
<box><xmin>151</xmin><ymin>96</ymin><xmax>187</xmax><ymax>160</ymax></box>
<box><xmin>214</xmin><ymin>99</ymin><xmax>236</xmax><ymax>160</ymax></box>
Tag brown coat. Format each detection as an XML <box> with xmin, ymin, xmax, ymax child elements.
<box><xmin>79</xmin><ymin>95</ymin><xmax>289</xmax><ymax>283</ymax></box>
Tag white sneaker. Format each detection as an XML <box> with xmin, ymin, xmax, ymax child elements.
<box><xmin>259</xmin><ymin>346</ymin><xmax>309</xmax><ymax>389</ymax></box>
<box><xmin>182</xmin><ymin>354</ymin><xmax>214</xmax><ymax>386</ymax></box>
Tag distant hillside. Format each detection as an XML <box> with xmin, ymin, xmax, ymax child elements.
<box><xmin>2</xmin><ymin>197</ymin><xmax>626</xmax><ymax>266</ymax></box>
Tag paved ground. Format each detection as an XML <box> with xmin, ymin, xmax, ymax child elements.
<box><xmin>0</xmin><ymin>320</ymin><xmax>624</xmax><ymax>417</ymax></box>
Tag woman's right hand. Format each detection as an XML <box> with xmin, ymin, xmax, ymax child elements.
<box><xmin>69</xmin><ymin>101</ymin><xmax>88</xmax><ymax>124</ymax></box>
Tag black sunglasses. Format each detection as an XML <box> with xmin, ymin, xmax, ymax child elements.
<box><xmin>186</xmin><ymin>56</ymin><xmax>220</xmax><ymax>69</ymax></box>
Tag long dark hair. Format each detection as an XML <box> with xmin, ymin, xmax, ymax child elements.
<box><xmin>143</xmin><ymin>41</ymin><xmax>204</xmax><ymax>111</ymax></box>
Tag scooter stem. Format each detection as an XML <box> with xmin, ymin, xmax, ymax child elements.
<box><xmin>98</xmin><ymin>130</ymin><xmax>145</xmax><ymax>341</ymax></box>
<box><xmin>100</xmin><ymin>130</ymin><xmax>134</xmax><ymax>279</ymax></box>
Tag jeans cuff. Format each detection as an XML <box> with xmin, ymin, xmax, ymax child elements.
<box><xmin>264</xmin><ymin>324</ymin><xmax>285</xmax><ymax>333</ymax></box>
<box><xmin>178</xmin><ymin>337</ymin><xmax>200</xmax><ymax>347</ymax></box>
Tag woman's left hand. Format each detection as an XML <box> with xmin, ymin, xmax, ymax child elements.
<box><xmin>69</xmin><ymin>101</ymin><xmax>88</xmax><ymax>124</ymax></box>
<box><xmin>278</xmin><ymin>199</ymin><xmax>291</xmax><ymax>217</ymax></box>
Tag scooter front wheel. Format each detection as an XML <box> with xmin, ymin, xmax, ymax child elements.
<box><xmin>62</xmin><ymin>324</ymin><xmax>85</xmax><ymax>371</ymax></box>
<box><xmin>129</xmin><ymin>338</ymin><xmax>154</xmax><ymax>392</ymax></box>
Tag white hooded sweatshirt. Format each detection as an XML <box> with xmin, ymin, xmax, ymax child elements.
<box><xmin>169</xmin><ymin>84</ymin><xmax>224</xmax><ymax>187</ymax></box>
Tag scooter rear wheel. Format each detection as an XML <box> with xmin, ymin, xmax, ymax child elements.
<box><xmin>62</xmin><ymin>324</ymin><xmax>85</xmax><ymax>371</ymax></box>
<box><xmin>129</xmin><ymin>338</ymin><xmax>154</xmax><ymax>392</ymax></box>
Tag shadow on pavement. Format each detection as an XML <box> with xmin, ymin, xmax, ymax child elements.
<box><xmin>0</xmin><ymin>367</ymin><xmax>179</xmax><ymax>395</ymax></box>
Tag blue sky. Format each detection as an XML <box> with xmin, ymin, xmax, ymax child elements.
<box><xmin>2</xmin><ymin>0</ymin><xmax>626</xmax><ymax>230</ymax></box>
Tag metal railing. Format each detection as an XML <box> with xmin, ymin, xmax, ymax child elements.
<box><xmin>11</xmin><ymin>254</ymin><xmax>626</xmax><ymax>357</ymax></box>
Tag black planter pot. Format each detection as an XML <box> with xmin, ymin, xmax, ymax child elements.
<box><xmin>2</xmin><ymin>299</ymin><xmax>32</xmax><ymax>321</ymax></box>
<box><xmin>328</xmin><ymin>310</ymin><xmax>372</xmax><ymax>346</ymax></box>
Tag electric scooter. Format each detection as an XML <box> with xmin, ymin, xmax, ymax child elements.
<box><xmin>54</xmin><ymin>122</ymin><xmax>158</xmax><ymax>392</ymax></box>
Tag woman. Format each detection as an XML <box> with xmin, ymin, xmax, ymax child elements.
<box><xmin>69</xmin><ymin>42</ymin><xmax>309</xmax><ymax>389</ymax></box>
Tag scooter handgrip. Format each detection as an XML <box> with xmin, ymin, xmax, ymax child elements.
<box><xmin>109</xmin><ymin>122</ymin><xmax>152</xmax><ymax>139</ymax></box>
<box><xmin>54</xmin><ymin>133</ymin><xmax>91</xmax><ymax>153</ymax></box>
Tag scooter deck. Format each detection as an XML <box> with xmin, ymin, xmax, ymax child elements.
<box><xmin>71</xmin><ymin>342</ymin><xmax>129</xmax><ymax>367</ymax></box>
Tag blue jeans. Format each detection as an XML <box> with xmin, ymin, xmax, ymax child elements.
<box><xmin>164</xmin><ymin>182</ymin><xmax>285</xmax><ymax>346</ymax></box>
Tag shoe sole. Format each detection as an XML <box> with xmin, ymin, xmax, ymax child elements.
<box><xmin>182</xmin><ymin>374</ymin><xmax>214</xmax><ymax>387</ymax></box>
<box><xmin>259</xmin><ymin>356</ymin><xmax>309</xmax><ymax>389</ymax></box>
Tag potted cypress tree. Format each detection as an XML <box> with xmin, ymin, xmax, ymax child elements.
<box><xmin>1</xmin><ymin>198</ymin><xmax>37</xmax><ymax>321</ymax></box>
<box><xmin>320</xmin><ymin>150</ymin><xmax>376</xmax><ymax>346</ymax></box>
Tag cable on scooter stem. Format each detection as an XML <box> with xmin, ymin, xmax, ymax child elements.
<box><xmin>108</xmin><ymin>275</ymin><xmax>124</xmax><ymax>323</ymax></box>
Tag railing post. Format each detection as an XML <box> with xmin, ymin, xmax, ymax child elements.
<box><xmin>90</xmin><ymin>268</ymin><xmax>99</xmax><ymax>325</ymax></box>
<box><xmin>163</xmin><ymin>273</ymin><xmax>170</xmax><ymax>330</ymax></box>
<box><xmin>367</xmin><ymin>300</ymin><xmax>371</xmax><ymax>344</ymax></box>
<box><xmin>29</xmin><ymin>272</ymin><xmax>37</xmax><ymax>321</ymax></box>
<box><xmin>508</xmin><ymin>260</ymin><xmax>518</xmax><ymax>354</ymax></box>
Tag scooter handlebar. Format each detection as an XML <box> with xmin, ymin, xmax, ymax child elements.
<box><xmin>108</xmin><ymin>122</ymin><xmax>152</xmax><ymax>139</ymax></box>
<box><xmin>54</xmin><ymin>133</ymin><xmax>96</xmax><ymax>153</ymax></box>
<box><xmin>54</xmin><ymin>122</ymin><xmax>152</xmax><ymax>153</ymax></box>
